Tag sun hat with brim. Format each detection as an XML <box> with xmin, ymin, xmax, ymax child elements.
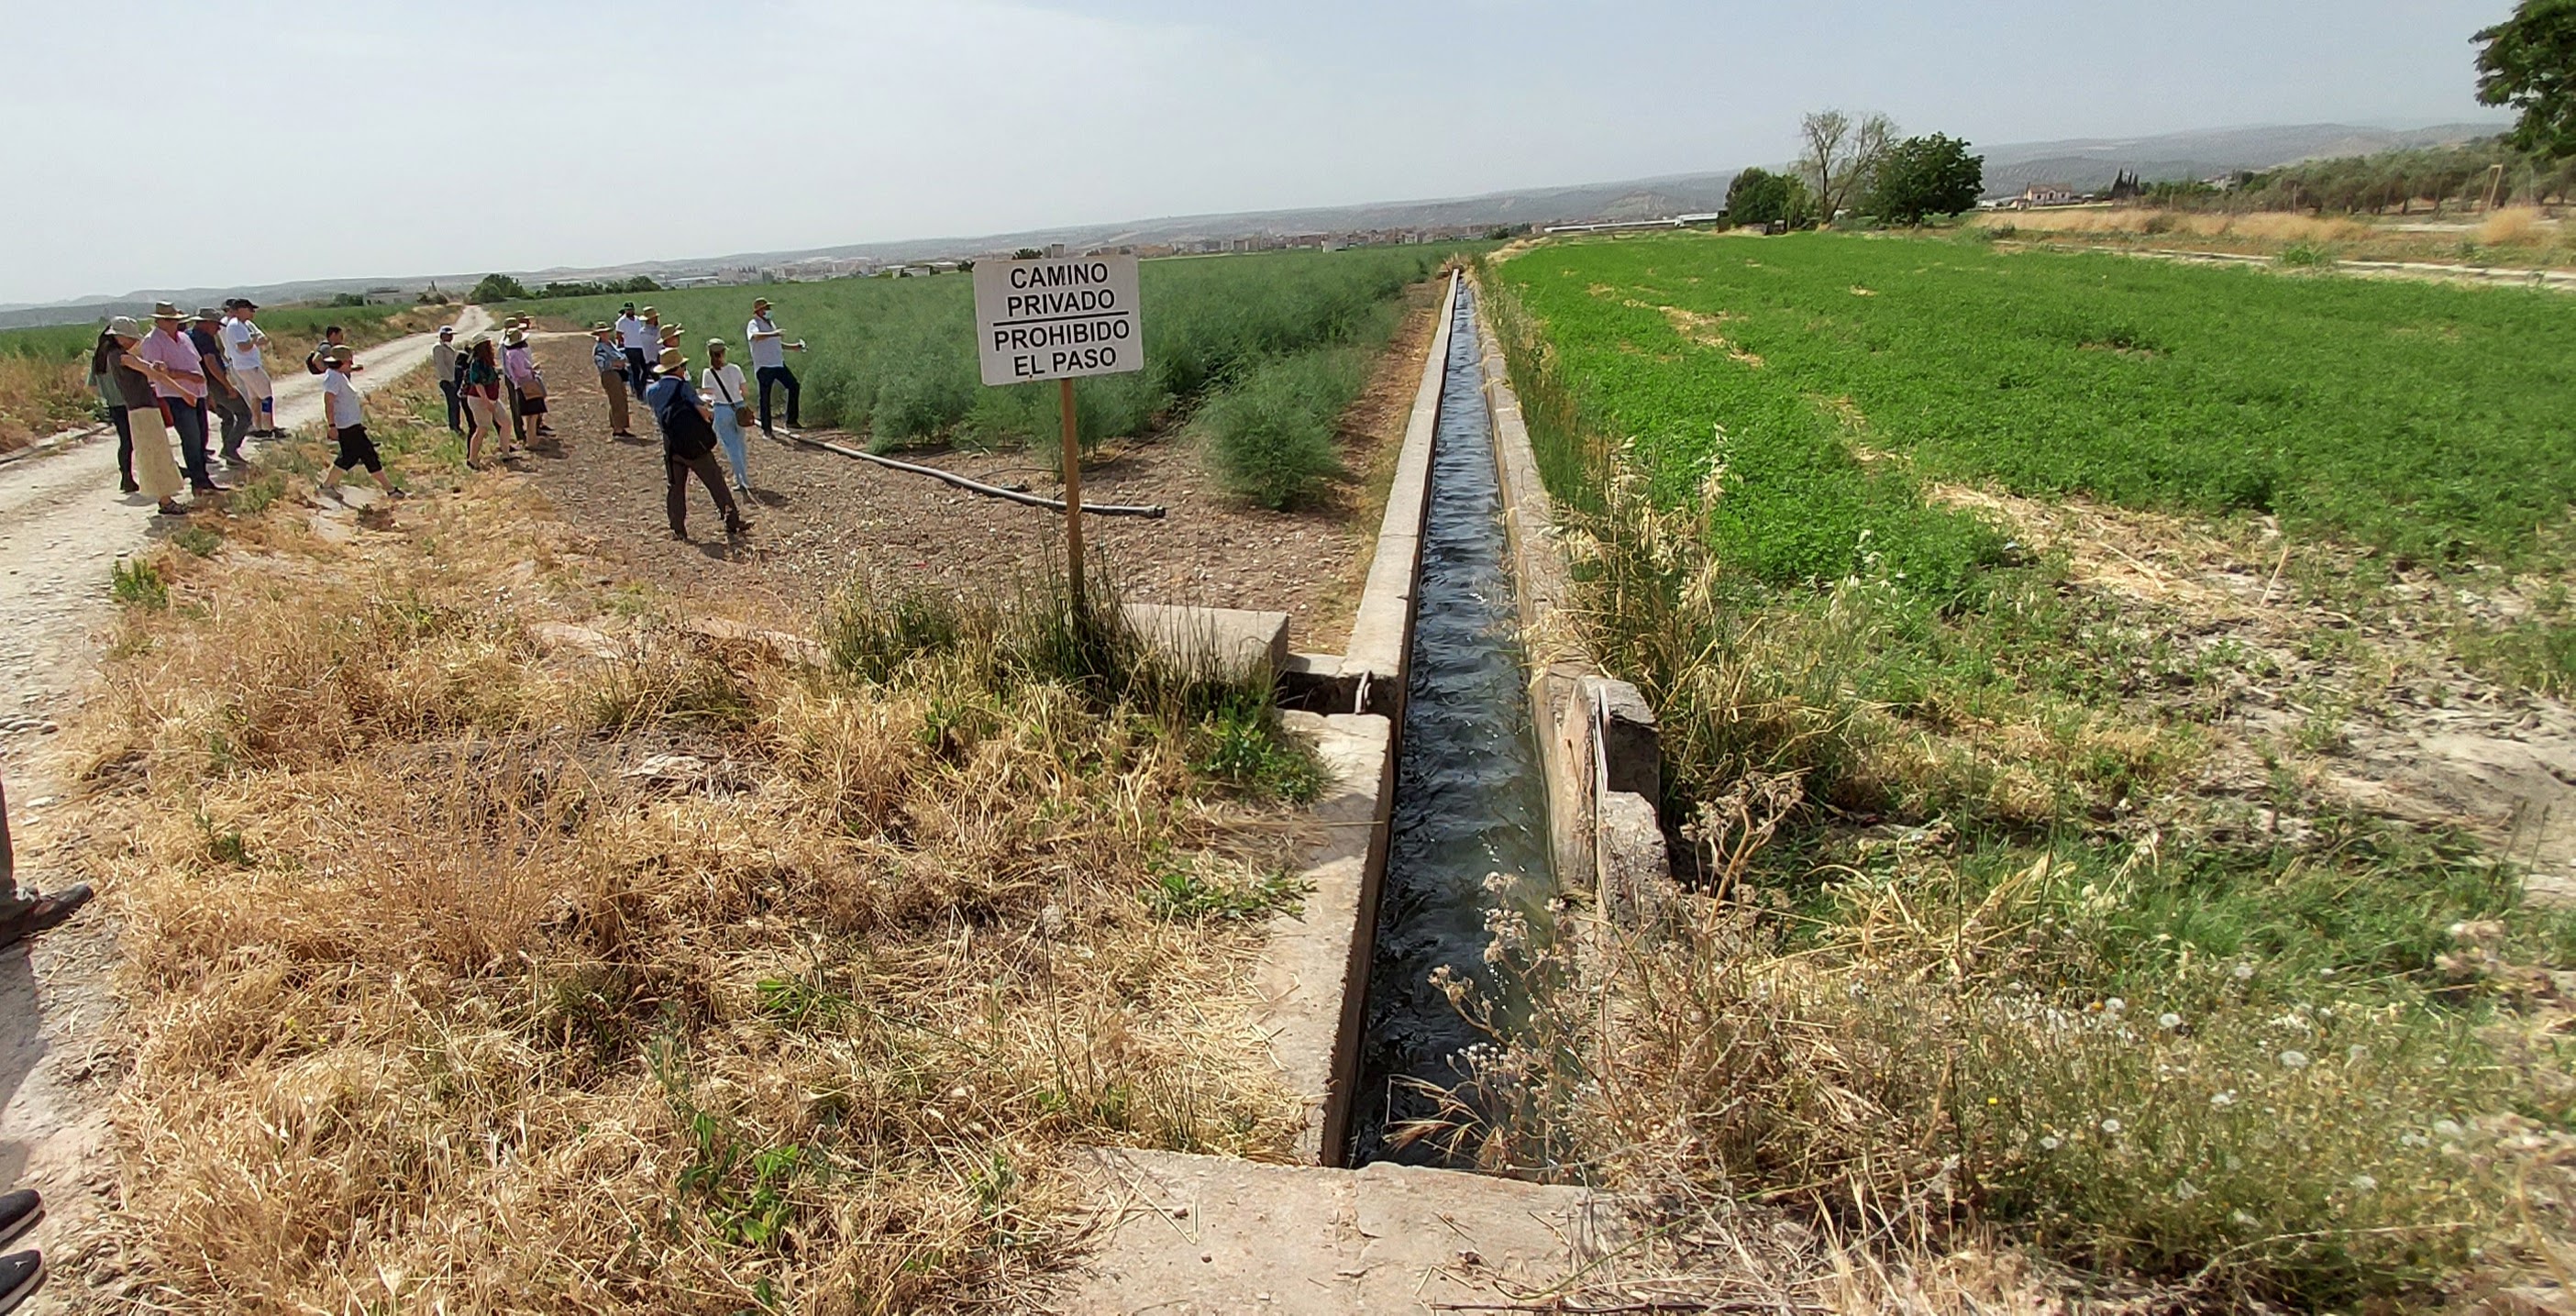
<box><xmin>642</xmin><ymin>306</ymin><xmax>658</xmax><ymax>316</ymax></box>
<box><xmin>322</xmin><ymin>347</ymin><xmax>358</xmax><ymax>367</ymax></box>
<box><xmin>106</xmin><ymin>315</ymin><xmax>142</xmax><ymax>337</ymax></box>
<box><xmin>502</xmin><ymin>329</ymin><xmax>528</xmax><ymax>346</ymax></box>
<box><xmin>752</xmin><ymin>298</ymin><xmax>770</xmax><ymax>310</ymax></box>
<box><xmin>150</xmin><ymin>301</ymin><xmax>185</xmax><ymax>320</ymax></box>
<box><xmin>706</xmin><ymin>338</ymin><xmax>730</xmax><ymax>351</ymax></box>
<box><xmin>658</xmin><ymin>324</ymin><xmax>685</xmax><ymax>340</ymax></box>
<box><xmin>193</xmin><ymin>307</ymin><xmax>221</xmax><ymax>322</ymax></box>
<box><xmin>591</xmin><ymin>323</ymin><xmax>614</xmax><ymax>334</ymax></box>
<box><xmin>655</xmin><ymin>348</ymin><xmax>689</xmax><ymax>374</ymax></box>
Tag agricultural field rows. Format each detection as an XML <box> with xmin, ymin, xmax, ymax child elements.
<box><xmin>1484</xmin><ymin>230</ymin><xmax>2576</xmax><ymax>1308</ymax></box>
<box><xmin>514</xmin><ymin>246</ymin><xmax>1472</xmax><ymax>507</ymax></box>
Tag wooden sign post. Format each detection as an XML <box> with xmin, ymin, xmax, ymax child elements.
<box><xmin>972</xmin><ymin>253</ymin><xmax>1144</xmax><ymax>613</ymax></box>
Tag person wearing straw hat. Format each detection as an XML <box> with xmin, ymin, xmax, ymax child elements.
<box><xmin>460</xmin><ymin>336</ymin><xmax>510</xmax><ymax>468</ymax></box>
<box><xmin>746</xmin><ymin>296</ymin><xmax>805</xmax><ymax>437</ymax></box>
<box><xmin>314</xmin><ymin>347</ymin><xmax>406</xmax><ymax>503</ymax></box>
<box><xmin>590</xmin><ymin>324</ymin><xmax>635</xmax><ymax>439</ymax></box>
<box><xmin>303</xmin><ymin>324</ymin><xmax>346</xmax><ymax>376</ymax></box>
<box><xmin>645</xmin><ymin>347</ymin><xmax>746</xmax><ymax>541</ymax></box>
<box><xmin>191</xmin><ymin>307</ymin><xmax>252</xmax><ymax>464</ymax></box>
<box><xmin>136</xmin><ymin>302</ymin><xmax>220</xmax><ymax>492</ymax></box>
<box><xmin>102</xmin><ymin>317</ymin><xmax>189</xmax><ymax>514</ymax></box>
<box><xmin>429</xmin><ymin>326</ymin><xmax>463</xmax><ymax>433</ymax></box>
<box><xmin>220</xmin><ymin>298</ymin><xmax>277</xmax><ymax>437</ymax></box>
<box><xmin>615</xmin><ymin>303</ymin><xmax>653</xmax><ymax>400</ymax></box>
<box><xmin>500</xmin><ymin>326</ymin><xmax>548</xmax><ymax>449</ymax></box>
<box><xmin>701</xmin><ymin>338</ymin><xmax>752</xmax><ymax>495</ymax></box>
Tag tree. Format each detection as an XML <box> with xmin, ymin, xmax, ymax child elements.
<box><xmin>2478</xmin><ymin>0</ymin><xmax>2576</xmax><ymax>159</ymax></box>
<box><xmin>467</xmin><ymin>273</ymin><xmax>528</xmax><ymax>304</ymax></box>
<box><xmin>1865</xmin><ymin>134</ymin><xmax>1985</xmax><ymax>224</ymax></box>
<box><xmin>1797</xmin><ymin>109</ymin><xmax>1898</xmax><ymax>220</ymax></box>
<box><xmin>1723</xmin><ymin>166</ymin><xmax>1809</xmax><ymax>228</ymax></box>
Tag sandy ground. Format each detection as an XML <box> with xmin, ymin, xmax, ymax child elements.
<box><xmin>0</xmin><ymin>307</ymin><xmax>485</xmax><ymax>1307</ymax></box>
<box><xmin>514</xmin><ymin>291</ymin><xmax>1442</xmax><ymax>655</ymax></box>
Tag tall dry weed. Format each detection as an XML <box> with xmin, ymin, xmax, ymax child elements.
<box><xmin>77</xmin><ymin>474</ymin><xmax>1308</xmax><ymax>1312</ymax></box>
<box><xmin>2480</xmin><ymin>205</ymin><xmax>2547</xmax><ymax>246</ymax></box>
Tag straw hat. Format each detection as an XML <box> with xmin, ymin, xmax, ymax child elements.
<box><xmin>655</xmin><ymin>347</ymin><xmax>688</xmax><ymax>374</ymax></box>
<box><xmin>591</xmin><ymin>322</ymin><xmax>614</xmax><ymax>335</ymax></box>
<box><xmin>752</xmin><ymin>297</ymin><xmax>771</xmax><ymax>311</ymax></box>
<box><xmin>658</xmin><ymin>324</ymin><xmax>684</xmax><ymax>342</ymax></box>
<box><xmin>106</xmin><ymin>315</ymin><xmax>141</xmax><ymax>338</ymax></box>
<box><xmin>705</xmin><ymin>337</ymin><xmax>727</xmax><ymax>352</ymax></box>
<box><xmin>321</xmin><ymin>346</ymin><xmax>358</xmax><ymax>368</ymax></box>
<box><xmin>193</xmin><ymin>307</ymin><xmax>221</xmax><ymax>323</ymax></box>
<box><xmin>641</xmin><ymin>305</ymin><xmax>658</xmax><ymax>316</ymax></box>
<box><xmin>149</xmin><ymin>301</ymin><xmax>185</xmax><ymax>321</ymax></box>
<box><xmin>502</xmin><ymin>328</ymin><xmax>528</xmax><ymax>347</ymax></box>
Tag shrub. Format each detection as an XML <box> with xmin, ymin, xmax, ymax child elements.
<box><xmin>111</xmin><ymin>557</ymin><xmax>168</xmax><ymax>610</ymax></box>
<box><xmin>1200</xmin><ymin>346</ymin><xmax>1370</xmax><ymax>509</ymax></box>
<box><xmin>2278</xmin><ymin>241</ymin><xmax>2335</xmax><ymax>268</ymax></box>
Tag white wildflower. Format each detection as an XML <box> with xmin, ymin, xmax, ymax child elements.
<box><xmin>2039</xmin><ymin>1135</ymin><xmax>2062</xmax><ymax>1151</ymax></box>
<box><xmin>2100</xmin><ymin>1118</ymin><xmax>2122</xmax><ymax>1135</ymax></box>
<box><xmin>2105</xmin><ymin>997</ymin><xmax>2127</xmax><ymax>1014</ymax></box>
<box><xmin>2157</xmin><ymin>1012</ymin><xmax>2183</xmax><ymax>1030</ymax></box>
<box><xmin>2210</xmin><ymin>1089</ymin><xmax>2238</xmax><ymax>1108</ymax></box>
<box><xmin>2233</xmin><ymin>962</ymin><xmax>2255</xmax><ymax>980</ymax></box>
<box><xmin>2278</xmin><ymin>1050</ymin><xmax>2310</xmax><ymax>1069</ymax></box>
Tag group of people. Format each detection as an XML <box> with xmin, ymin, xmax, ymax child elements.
<box><xmin>593</xmin><ymin>297</ymin><xmax>808</xmax><ymax>539</ymax></box>
<box><xmin>84</xmin><ymin>291</ymin><xmax>810</xmax><ymax>540</ymax></box>
<box><xmin>84</xmin><ymin>300</ymin><xmax>292</xmax><ymax>515</ymax></box>
<box><xmin>428</xmin><ymin>318</ymin><xmax>554</xmax><ymax>469</ymax></box>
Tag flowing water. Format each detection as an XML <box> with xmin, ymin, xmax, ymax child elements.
<box><xmin>1349</xmin><ymin>287</ymin><xmax>1555</xmax><ymax>1167</ymax></box>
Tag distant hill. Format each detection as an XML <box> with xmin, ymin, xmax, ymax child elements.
<box><xmin>1976</xmin><ymin>122</ymin><xmax>2504</xmax><ymax>196</ymax></box>
<box><xmin>0</xmin><ymin>121</ymin><xmax>2514</xmax><ymax>330</ymax></box>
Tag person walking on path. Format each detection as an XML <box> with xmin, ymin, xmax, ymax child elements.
<box><xmin>105</xmin><ymin>318</ymin><xmax>189</xmax><ymax>514</ymax></box>
<box><xmin>615</xmin><ymin>303</ymin><xmax>653</xmax><ymax>399</ymax></box>
<box><xmin>461</xmin><ymin>337</ymin><xmax>511</xmax><ymax>468</ymax></box>
<box><xmin>220</xmin><ymin>298</ymin><xmax>277</xmax><ymax>437</ymax></box>
<box><xmin>87</xmin><ymin>329</ymin><xmax>138</xmax><ymax>494</ymax></box>
<box><xmin>191</xmin><ymin>308</ymin><xmax>252</xmax><ymax>464</ymax></box>
<box><xmin>138</xmin><ymin>303</ymin><xmax>220</xmax><ymax>493</ymax></box>
<box><xmin>646</xmin><ymin>347</ymin><xmax>746</xmax><ymax>541</ymax></box>
<box><xmin>501</xmin><ymin>327</ymin><xmax>549</xmax><ymax>448</ymax></box>
<box><xmin>701</xmin><ymin>338</ymin><xmax>753</xmax><ymax>494</ymax></box>
<box><xmin>746</xmin><ymin>297</ymin><xmax>805</xmax><ymax>437</ymax></box>
<box><xmin>303</xmin><ymin>324</ymin><xmax>346</xmax><ymax>376</ymax></box>
<box><xmin>591</xmin><ymin>324</ymin><xmax>635</xmax><ymax>438</ymax></box>
<box><xmin>429</xmin><ymin>326</ymin><xmax>463</xmax><ymax>433</ymax></box>
<box><xmin>315</xmin><ymin>348</ymin><xmax>405</xmax><ymax>503</ymax></box>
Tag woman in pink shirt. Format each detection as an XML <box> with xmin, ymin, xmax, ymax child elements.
<box><xmin>136</xmin><ymin>302</ymin><xmax>219</xmax><ymax>492</ymax></box>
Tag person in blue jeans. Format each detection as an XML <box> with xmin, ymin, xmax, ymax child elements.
<box><xmin>745</xmin><ymin>297</ymin><xmax>804</xmax><ymax>436</ymax></box>
<box><xmin>700</xmin><ymin>339</ymin><xmax>752</xmax><ymax>494</ymax></box>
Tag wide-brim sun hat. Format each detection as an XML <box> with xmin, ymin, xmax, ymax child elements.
<box><xmin>502</xmin><ymin>330</ymin><xmax>528</xmax><ymax>346</ymax></box>
<box><xmin>106</xmin><ymin>315</ymin><xmax>142</xmax><ymax>337</ymax></box>
<box><xmin>706</xmin><ymin>338</ymin><xmax>727</xmax><ymax>351</ymax></box>
<box><xmin>150</xmin><ymin>300</ymin><xmax>185</xmax><ymax>320</ymax></box>
<box><xmin>656</xmin><ymin>348</ymin><xmax>688</xmax><ymax>374</ymax></box>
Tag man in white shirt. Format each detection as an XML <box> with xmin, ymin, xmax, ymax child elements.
<box><xmin>221</xmin><ymin>299</ymin><xmax>276</xmax><ymax>437</ymax></box>
<box><xmin>315</xmin><ymin>347</ymin><xmax>404</xmax><ymax>502</ymax></box>
<box><xmin>745</xmin><ymin>296</ymin><xmax>805</xmax><ymax>437</ymax></box>
<box><xmin>614</xmin><ymin>303</ymin><xmax>653</xmax><ymax>400</ymax></box>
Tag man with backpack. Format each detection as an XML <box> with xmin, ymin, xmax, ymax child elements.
<box><xmin>644</xmin><ymin>348</ymin><xmax>746</xmax><ymax>541</ymax></box>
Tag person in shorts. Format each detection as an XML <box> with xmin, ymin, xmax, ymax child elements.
<box><xmin>315</xmin><ymin>348</ymin><xmax>404</xmax><ymax>502</ymax></box>
<box><xmin>221</xmin><ymin>299</ymin><xmax>277</xmax><ymax>437</ymax></box>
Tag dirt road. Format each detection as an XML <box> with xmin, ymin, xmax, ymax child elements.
<box><xmin>0</xmin><ymin>305</ymin><xmax>485</xmax><ymax>1306</ymax></box>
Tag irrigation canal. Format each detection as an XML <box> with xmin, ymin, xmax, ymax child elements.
<box><xmin>1348</xmin><ymin>285</ymin><xmax>1557</xmax><ymax>1167</ymax></box>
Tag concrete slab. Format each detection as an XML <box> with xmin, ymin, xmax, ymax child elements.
<box><xmin>1056</xmin><ymin>1148</ymin><xmax>1608</xmax><ymax>1316</ymax></box>
<box><xmin>1122</xmin><ymin>603</ymin><xmax>1290</xmax><ymax>681</ymax></box>
<box><xmin>1260</xmin><ymin>712</ymin><xmax>1394</xmax><ymax>1163</ymax></box>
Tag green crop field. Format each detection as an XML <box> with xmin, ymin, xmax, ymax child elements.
<box><xmin>514</xmin><ymin>246</ymin><xmax>1469</xmax><ymax>503</ymax></box>
<box><xmin>1499</xmin><ymin>231</ymin><xmax>2576</xmax><ymax>590</ymax></box>
<box><xmin>1482</xmin><ymin>232</ymin><xmax>2576</xmax><ymax>1306</ymax></box>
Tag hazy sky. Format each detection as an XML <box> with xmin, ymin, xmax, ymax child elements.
<box><xmin>0</xmin><ymin>0</ymin><xmax>2514</xmax><ymax>306</ymax></box>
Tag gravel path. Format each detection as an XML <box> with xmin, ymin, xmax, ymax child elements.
<box><xmin>0</xmin><ymin>306</ymin><xmax>486</xmax><ymax>1304</ymax></box>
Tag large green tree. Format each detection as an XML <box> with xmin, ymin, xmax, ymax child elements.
<box><xmin>1723</xmin><ymin>166</ymin><xmax>1808</xmax><ymax>227</ymax></box>
<box><xmin>1866</xmin><ymin>134</ymin><xmax>1986</xmax><ymax>224</ymax></box>
<box><xmin>2477</xmin><ymin>0</ymin><xmax>2576</xmax><ymax>159</ymax></box>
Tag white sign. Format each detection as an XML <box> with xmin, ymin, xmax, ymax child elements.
<box><xmin>973</xmin><ymin>254</ymin><xmax>1144</xmax><ymax>387</ymax></box>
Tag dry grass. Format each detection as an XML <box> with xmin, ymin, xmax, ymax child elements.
<box><xmin>0</xmin><ymin>353</ymin><xmax>91</xmax><ymax>450</ymax></box>
<box><xmin>2480</xmin><ymin>205</ymin><xmax>2548</xmax><ymax>247</ymax></box>
<box><xmin>70</xmin><ymin>435</ymin><xmax>1309</xmax><ymax>1311</ymax></box>
<box><xmin>1975</xmin><ymin>208</ymin><xmax>2376</xmax><ymax>246</ymax></box>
